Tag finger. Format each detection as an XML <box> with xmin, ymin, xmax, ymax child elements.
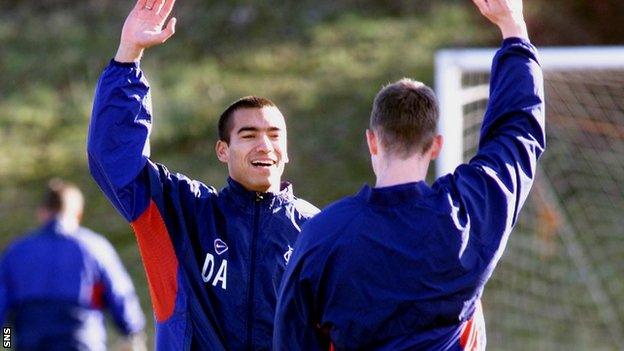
<box><xmin>158</xmin><ymin>0</ymin><xmax>176</xmax><ymax>18</ymax></box>
<box><xmin>471</xmin><ymin>0</ymin><xmax>490</xmax><ymax>13</ymax></box>
<box><xmin>144</xmin><ymin>0</ymin><xmax>157</xmax><ymax>10</ymax></box>
<box><xmin>153</xmin><ymin>0</ymin><xmax>166</xmax><ymax>13</ymax></box>
<box><xmin>157</xmin><ymin>17</ymin><xmax>176</xmax><ymax>43</ymax></box>
<box><xmin>134</xmin><ymin>0</ymin><xmax>148</xmax><ymax>11</ymax></box>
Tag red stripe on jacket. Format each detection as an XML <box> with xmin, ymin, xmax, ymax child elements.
<box><xmin>130</xmin><ymin>200</ymin><xmax>179</xmax><ymax>322</ymax></box>
<box><xmin>460</xmin><ymin>300</ymin><xmax>485</xmax><ymax>351</ymax></box>
<box><xmin>90</xmin><ymin>281</ymin><xmax>106</xmax><ymax>309</ymax></box>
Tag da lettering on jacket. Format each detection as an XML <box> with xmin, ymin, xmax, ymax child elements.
<box><xmin>201</xmin><ymin>239</ymin><xmax>229</xmax><ymax>290</ymax></box>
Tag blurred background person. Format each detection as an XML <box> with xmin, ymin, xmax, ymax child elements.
<box><xmin>0</xmin><ymin>179</ymin><xmax>146</xmax><ymax>351</ymax></box>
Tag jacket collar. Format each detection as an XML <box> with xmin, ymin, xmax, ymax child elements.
<box><xmin>222</xmin><ymin>177</ymin><xmax>294</xmax><ymax>211</ymax></box>
<box><xmin>356</xmin><ymin>181</ymin><xmax>431</xmax><ymax>206</ymax></box>
<box><xmin>41</xmin><ymin>217</ymin><xmax>79</xmax><ymax>236</ymax></box>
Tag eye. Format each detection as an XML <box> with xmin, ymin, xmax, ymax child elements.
<box><xmin>269</xmin><ymin>133</ymin><xmax>281</xmax><ymax>140</ymax></box>
<box><xmin>241</xmin><ymin>134</ymin><xmax>255</xmax><ymax>139</ymax></box>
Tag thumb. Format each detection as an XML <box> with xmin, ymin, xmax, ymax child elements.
<box><xmin>158</xmin><ymin>17</ymin><xmax>177</xmax><ymax>43</ymax></box>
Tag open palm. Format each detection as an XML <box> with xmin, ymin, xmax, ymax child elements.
<box><xmin>121</xmin><ymin>0</ymin><xmax>176</xmax><ymax>48</ymax></box>
<box><xmin>472</xmin><ymin>0</ymin><xmax>522</xmax><ymax>25</ymax></box>
<box><xmin>116</xmin><ymin>0</ymin><xmax>176</xmax><ymax>61</ymax></box>
<box><xmin>472</xmin><ymin>0</ymin><xmax>527</xmax><ymax>39</ymax></box>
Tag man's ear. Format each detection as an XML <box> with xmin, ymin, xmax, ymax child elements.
<box><xmin>429</xmin><ymin>135</ymin><xmax>443</xmax><ymax>160</ymax></box>
<box><xmin>36</xmin><ymin>207</ymin><xmax>50</xmax><ymax>224</ymax></box>
<box><xmin>215</xmin><ymin>140</ymin><xmax>229</xmax><ymax>163</ymax></box>
<box><xmin>282</xmin><ymin>136</ymin><xmax>290</xmax><ymax>164</ymax></box>
<box><xmin>366</xmin><ymin>129</ymin><xmax>379</xmax><ymax>156</ymax></box>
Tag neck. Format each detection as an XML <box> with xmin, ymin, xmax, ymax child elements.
<box><xmin>54</xmin><ymin>214</ymin><xmax>80</xmax><ymax>232</ymax></box>
<box><xmin>265</xmin><ymin>181</ymin><xmax>281</xmax><ymax>194</ymax></box>
<box><xmin>231</xmin><ymin>177</ymin><xmax>281</xmax><ymax>194</ymax></box>
<box><xmin>374</xmin><ymin>155</ymin><xmax>430</xmax><ymax>188</ymax></box>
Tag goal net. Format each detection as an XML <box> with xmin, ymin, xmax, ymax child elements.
<box><xmin>435</xmin><ymin>46</ymin><xmax>624</xmax><ymax>350</ymax></box>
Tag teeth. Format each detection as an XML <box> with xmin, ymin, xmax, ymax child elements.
<box><xmin>252</xmin><ymin>161</ymin><xmax>275</xmax><ymax>167</ymax></box>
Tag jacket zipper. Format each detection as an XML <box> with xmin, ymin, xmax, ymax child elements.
<box><xmin>246</xmin><ymin>192</ymin><xmax>263</xmax><ymax>349</ymax></box>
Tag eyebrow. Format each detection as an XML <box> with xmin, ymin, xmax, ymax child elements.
<box><xmin>237</xmin><ymin>126</ymin><xmax>283</xmax><ymax>134</ymax></box>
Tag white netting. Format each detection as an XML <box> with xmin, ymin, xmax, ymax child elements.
<box><xmin>457</xmin><ymin>68</ymin><xmax>624</xmax><ymax>350</ymax></box>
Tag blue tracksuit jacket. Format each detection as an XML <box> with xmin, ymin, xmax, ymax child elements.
<box><xmin>87</xmin><ymin>60</ymin><xmax>318</xmax><ymax>350</ymax></box>
<box><xmin>274</xmin><ymin>38</ymin><xmax>545</xmax><ymax>350</ymax></box>
<box><xmin>0</xmin><ymin>219</ymin><xmax>145</xmax><ymax>351</ymax></box>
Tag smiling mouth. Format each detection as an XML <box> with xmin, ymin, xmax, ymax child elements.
<box><xmin>251</xmin><ymin>160</ymin><xmax>276</xmax><ymax>168</ymax></box>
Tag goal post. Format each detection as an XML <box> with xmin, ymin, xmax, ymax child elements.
<box><xmin>435</xmin><ymin>46</ymin><xmax>624</xmax><ymax>176</ymax></box>
<box><xmin>434</xmin><ymin>46</ymin><xmax>624</xmax><ymax>350</ymax></box>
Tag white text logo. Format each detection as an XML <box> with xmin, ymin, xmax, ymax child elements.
<box><xmin>202</xmin><ymin>253</ymin><xmax>227</xmax><ymax>290</ymax></box>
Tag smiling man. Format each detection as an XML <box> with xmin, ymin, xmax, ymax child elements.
<box><xmin>87</xmin><ymin>0</ymin><xmax>317</xmax><ymax>350</ymax></box>
<box><xmin>216</xmin><ymin>98</ymin><xmax>289</xmax><ymax>193</ymax></box>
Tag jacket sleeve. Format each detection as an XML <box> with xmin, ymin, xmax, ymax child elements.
<box><xmin>273</xmin><ymin>233</ymin><xmax>329</xmax><ymax>351</ymax></box>
<box><xmin>87</xmin><ymin>60</ymin><xmax>216</xmax><ymax>218</ymax></box>
<box><xmin>433</xmin><ymin>38</ymin><xmax>545</xmax><ymax>263</ymax></box>
<box><xmin>87</xmin><ymin>60</ymin><xmax>217</xmax><ymax>324</ymax></box>
<box><xmin>96</xmin><ymin>236</ymin><xmax>146</xmax><ymax>336</ymax></box>
<box><xmin>87</xmin><ymin>60</ymin><xmax>154</xmax><ymax>222</ymax></box>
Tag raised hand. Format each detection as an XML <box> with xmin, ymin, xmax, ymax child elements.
<box><xmin>115</xmin><ymin>0</ymin><xmax>177</xmax><ymax>62</ymax></box>
<box><xmin>472</xmin><ymin>0</ymin><xmax>528</xmax><ymax>39</ymax></box>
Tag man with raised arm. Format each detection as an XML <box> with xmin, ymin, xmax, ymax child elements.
<box><xmin>87</xmin><ymin>0</ymin><xmax>318</xmax><ymax>349</ymax></box>
<box><xmin>274</xmin><ymin>0</ymin><xmax>544</xmax><ymax>349</ymax></box>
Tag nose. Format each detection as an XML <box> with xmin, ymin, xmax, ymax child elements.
<box><xmin>255</xmin><ymin>135</ymin><xmax>274</xmax><ymax>153</ymax></box>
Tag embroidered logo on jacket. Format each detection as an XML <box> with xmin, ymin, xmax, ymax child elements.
<box><xmin>284</xmin><ymin>245</ymin><xmax>293</xmax><ymax>264</ymax></box>
<box><xmin>214</xmin><ymin>238</ymin><xmax>228</xmax><ymax>255</ymax></box>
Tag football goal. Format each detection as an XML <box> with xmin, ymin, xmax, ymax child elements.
<box><xmin>435</xmin><ymin>45</ymin><xmax>624</xmax><ymax>350</ymax></box>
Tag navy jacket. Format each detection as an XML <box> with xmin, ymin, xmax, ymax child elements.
<box><xmin>87</xmin><ymin>60</ymin><xmax>318</xmax><ymax>350</ymax></box>
<box><xmin>0</xmin><ymin>219</ymin><xmax>145</xmax><ymax>351</ymax></box>
<box><xmin>274</xmin><ymin>38</ymin><xmax>545</xmax><ymax>350</ymax></box>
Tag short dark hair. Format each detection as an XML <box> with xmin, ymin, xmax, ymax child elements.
<box><xmin>218</xmin><ymin>96</ymin><xmax>277</xmax><ymax>143</ymax></box>
<box><xmin>41</xmin><ymin>178</ymin><xmax>83</xmax><ymax>214</ymax></box>
<box><xmin>370</xmin><ymin>78</ymin><xmax>439</xmax><ymax>158</ymax></box>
